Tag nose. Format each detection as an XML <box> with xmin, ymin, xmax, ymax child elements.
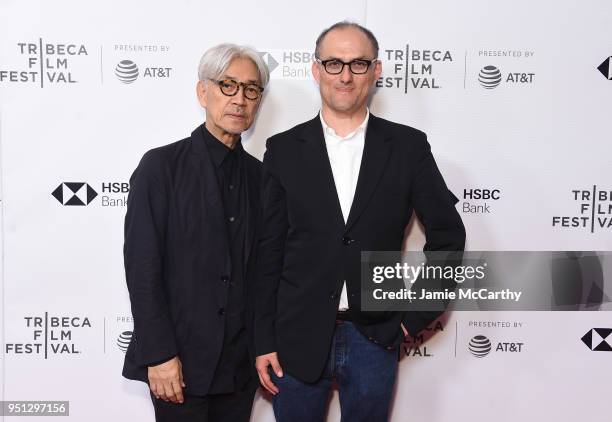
<box><xmin>231</xmin><ymin>86</ymin><xmax>247</xmax><ymax>105</ymax></box>
<box><xmin>339</xmin><ymin>63</ymin><xmax>353</xmax><ymax>83</ymax></box>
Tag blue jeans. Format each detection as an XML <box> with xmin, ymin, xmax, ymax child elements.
<box><xmin>271</xmin><ymin>321</ymin><xmax>398</xmax><ymax>422</ymax></box>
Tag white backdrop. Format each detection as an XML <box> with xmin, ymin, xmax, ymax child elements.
<box><xmin>1</xmin><ymin>0</ymin><xmax>611</xmax><ymax>420</ymax></box>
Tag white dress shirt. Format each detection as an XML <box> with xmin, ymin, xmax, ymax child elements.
<box><xmin>320</xmin><ymin>109</ymin><xmax>370</xmax><ymax>311</ymax></box>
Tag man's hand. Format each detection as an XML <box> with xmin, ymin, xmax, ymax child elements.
<box><xmin>148</xmin><ymin>356</ymin><xmax>186</xmax><ymax>404</ymax></box>
<box><xmin>255</xmin><ymin>352</ymin><xmax>283</xmax><ymax>395</ymax></box>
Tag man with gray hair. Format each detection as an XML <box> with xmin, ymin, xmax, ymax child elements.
<box><xmin>122</xmin><ymin>43</ymin><xmax>269</xmax><ymax>422</ymax></box>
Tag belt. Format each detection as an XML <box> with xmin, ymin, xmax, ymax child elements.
<box><xmin>336</xmin><ymin>309</ymin><xmax>352</xmax><ymax>321</ymax></box>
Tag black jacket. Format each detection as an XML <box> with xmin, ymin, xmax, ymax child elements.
<box><xmin>254</xmin><ymin>114</ymin><xmax>465</xmax><ymax>383</ymax></box>
<box><xmin>122</xmin><ymin>125</ymin><xmax>261</xmax><ymax>395</ymax></box>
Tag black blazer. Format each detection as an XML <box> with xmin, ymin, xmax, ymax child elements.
<box><xmin>122</xmin><ymin>125</ymin><xmax>261</xmax><ymax>395</ymax></box>
<box><xmin>254</xmin><ymin>114</ymin><xmax>465</xmax><ymax>383</ymax></box>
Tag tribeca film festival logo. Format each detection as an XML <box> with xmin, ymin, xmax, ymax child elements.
<box><xmin>377</xmin><ymin>46</ymin><xmax>454</xmax><ymax>92</ymax></box>
<box><xmin>5</xmin><ymin>313</ymin><xmax>92</xmax><ymax>358</ymax></box>
<box><xmin>402</xmin><ymin>320</ymin><xmax>443</xmax><ymax>357</ymax></box>
<box><xmin>581</xmin><ymin>328</ymin><xmax>612</xmax><ymax>352</ymax></box>
<box><xmin>475</xmin><ymin>49</ymin><xmax>535</xmax><ymax>90</ymax></box>
<box><xmin>110</xmin><ymin>43</ymin><xmax>172</xmax><ymax>84</ymax></box>
<box><xmin>461</xmin><ymin>188</ymin><xmax>501</xmax><ymax>215</ymax></box>
<box><xmin>0</xmin><ymin>39</ymin><xmax>89</xmax><ymax>87</ymax></box>
<box><xmin>52</xmin><ymin>181</ymin><xmax>129</xmax><ymax>207</ymax></box>
<box><xmin>597</xmin><ymin>56</ymin><xmax>612</xmax><ymax>80</ymax></box>
<box><xmin>552</xmin><ymin>186</ymin><xmax>612</xmax><ymax>232</ymax></box>
<box><xmin>468</xmin><ymin>335</ymin><xmax>524</xmax><ymax>357</ymax></box>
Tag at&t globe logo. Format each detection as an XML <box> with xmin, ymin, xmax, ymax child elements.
<box><xmin>115</xmin><ymin>60</ymin><xmax>139</xmax><ymax>84</ymax></box>
<box><xmin>478</xmin><ymin>65</ymin><xmax>502</xmax><ymax>89</ymax></box>
<box><xmin>468</xmin><ymin>335</ymin><xmax>492</xmax><ymax>357</ymax></box>
<box><xmin>117</xmin><ymin>331</ymin><xmax>132</xmax><ymax>352</ymax></box>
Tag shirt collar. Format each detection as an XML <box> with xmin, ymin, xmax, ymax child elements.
<box><xmin>319</xmin><ymin>108</ymin><xmax>369</xmax><ymax>140</ymax></box>
<box><xmin>201</xmin><ymin>124</ymin><xmax>242</xmax><ymax>168</ymax></box>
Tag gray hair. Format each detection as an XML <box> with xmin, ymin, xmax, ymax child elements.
<box><xmin>315</xmin><ymin>21</ymin><xmax>379</xmax><ymax>59</ymax></box>
<box><xmin>197</xmin><ymin>43</ymin><xmax>270</xmax><ymax>88</ymax></box>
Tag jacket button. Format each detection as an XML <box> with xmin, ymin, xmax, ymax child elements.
<box><xmin>218</xmin><ymin>308</ymin><xmax>225</xmax><ymax>316</ymax></box>
<box><xmin>330</xmin><ymin>292</ymin><xmax>338</xmax><ymax>300</ymax></box>
<box><xmin>221</xmin><ymin>276</ymin><xmax>229</xmax><ymax>283</ymax></box>
<box><xmin>342</xmin><ymin>236</ymin><xmax>353</xmax><ymax>245</ymax></box>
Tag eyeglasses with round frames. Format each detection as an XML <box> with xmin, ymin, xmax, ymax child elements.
<box><xmin>315</xmin><ymin>58</ymin><xmax>378</xmax><ymax>75</ymax></box>
<box><xmin>209</xmin><ymin>78</ymin><xmax>264</xmax><ymax>100</ymax></box>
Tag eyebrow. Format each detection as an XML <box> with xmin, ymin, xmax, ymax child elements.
<box><xmin>320</xmin><ymin>56</ymin><xmax>371</xmax><ymax>61</ymax></box>
<box><xmin>222</xmin><ymin>75</ymin><xmax>259</xmax><ymax>84</ymax></box>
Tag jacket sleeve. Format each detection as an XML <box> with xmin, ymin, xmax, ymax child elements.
<box><xmin>124</xmin><ymin>150</ymin><xmax>178</xmax><ymax>366</ymax></box>
<box><xmin>402</xmin><ymin>134</ymin><xmax>466</xmax><ymax>336</ymax></box>
<box><xmin>254</xmin><ymin>138</ymin><xmax>288</xmax><ymax>356</ymax></box>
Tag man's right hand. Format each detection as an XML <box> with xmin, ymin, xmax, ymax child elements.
<box><xmin>148</xmin><ymin>356</ymin><xmax>186</xmax><ymax>404</ymax></box>
<box><xmin>255</xmin><ymin>352</ymin><xmax>283</xmax><ymax>395</ymax></box>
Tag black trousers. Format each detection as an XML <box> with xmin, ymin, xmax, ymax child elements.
<box><xmin>150</xmin><ymin>379</ymin><xmax>258</xmax><ymax>422</ymax></box>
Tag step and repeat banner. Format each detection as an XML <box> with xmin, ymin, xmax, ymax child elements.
<box><xmin>1</xmin><ymin>0</ymin><xmax>611</xmax><ymax>420</ymax></box>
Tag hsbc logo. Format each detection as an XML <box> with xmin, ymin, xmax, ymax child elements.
<box><xmin>258</xmin><ymin>51</ymin><xmax>279</xmax><ymax>73</ymax></box>
<box><xmin>582</xmin><ymin>328</ymin><xmax>612</xmax><ymax>351</ymax></box>
<box><xmin>51</xmin><ymin>181</ymin><xmax>129</xmax><ymax>208</ymax></box>
<box><xmin>597</xmin><ymin>56</ymin><xmax>612</xmax><ymax>80</ymax></box>
<box><xmin>51</xmin><ymin>182</ymin><xmax>98</xmax><ymax>206</ymax></box>
<box><xmin>258</xmin><ymin>50</ymin><xmax>315</xmax><ymax>79</ymax></box>
<box><xmin>462</xmin><ymin>187</ymin><xmax>501</xmax><ymax>215</ymax></box>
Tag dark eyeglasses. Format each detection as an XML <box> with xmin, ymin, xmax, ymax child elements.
<box><xmin>315</xmin><ymin>58</ymin><xmax>378</xmax><ymax>75</ymax></box>
<box><xmin>209</xmin><ymin>78</ymin><xmax>264</xmax><ymax>100</ymax></box>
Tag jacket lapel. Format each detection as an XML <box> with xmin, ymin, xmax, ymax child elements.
<box><xmin>298</xmin><ymin>116</ymin><xmax>346</xmax><ymax>230</ymax></box>
<box><xmin>345</xmin><ymin>114</ymin><xmax>392</xmax><ymax>231</ymax></box>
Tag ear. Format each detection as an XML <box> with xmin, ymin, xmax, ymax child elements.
<box><xmin>312</xmin><ymin>60</ymin><xmax>321</xmax><ymax>85</ymax></box>
<box><xmin>373</xmin><ymin>60</ymin><xmax>382</xmax><ymax>82</ymax></box>
<box><xmin>196</xmin><ymin>80</ymin><xmax>208</xmax><ymax>108</ymax></box>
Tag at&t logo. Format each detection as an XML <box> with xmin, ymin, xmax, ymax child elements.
<box><xmin>117</xmin><ymin>331</ymin><xmax>132</xmax><ymax>352</ymax></box>
<box><xmin>478</xmin><ymin>65</ymin><xmax>534</xmax><ymax>89</ymax></box>
<box><xmin>115</xmin><ymin>59</ymin><xmax>172</xmax><ymax>84</ymax></box>
<box><xmin>468</xmin><ymin>335</ymin><xmax>524</xmax><ymax>357</ymax></box>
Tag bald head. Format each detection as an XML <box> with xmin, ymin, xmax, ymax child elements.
<box><xmin>315</xmin><ymin>21</ymin><xmax>379</xmax><ymax>59</ymax></box>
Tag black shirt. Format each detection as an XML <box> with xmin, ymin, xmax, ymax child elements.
<box><xmin>201</xmin><ymin>126</ymin><xmax>250</xmax><ymax>394</ymax></box>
